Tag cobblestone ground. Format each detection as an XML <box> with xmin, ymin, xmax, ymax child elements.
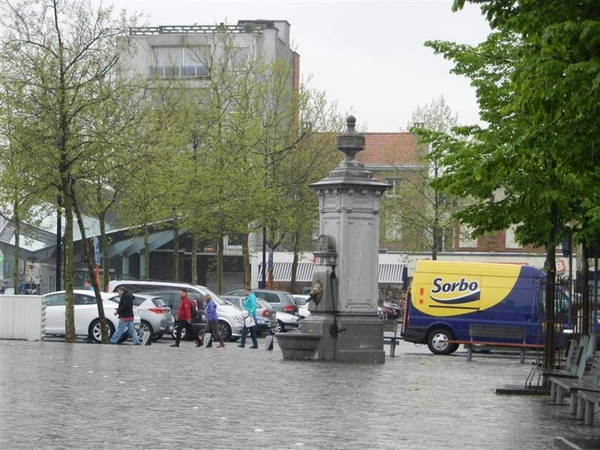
<box><xmin>2</xmin><ymin>337</ymin><xmax>599</xmax><ymax>450</ymax></box>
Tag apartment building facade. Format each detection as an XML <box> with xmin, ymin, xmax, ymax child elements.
<box><xmin>121</xmin><ymin>20</ymin><xmax>299</xmax><ymax>92</ymax></box>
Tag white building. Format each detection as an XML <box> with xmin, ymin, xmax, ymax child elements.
<box><xmin>121</xmin><ymin>20</ymin><xmax>299</xmax><ymax>90</ymax></box>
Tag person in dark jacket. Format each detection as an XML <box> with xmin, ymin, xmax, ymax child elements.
<box><xmin>171</xmin><ymin>288</ymin><xmax>200</xmax><ymax>347</ymax></box>
<box><xmin>110</xmin><ymin>286</ymin><xmax>140</xmax><ymax>345</ymax></box>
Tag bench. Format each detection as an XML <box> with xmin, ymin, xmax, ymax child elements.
<box><xmin>549</xmin><ymin>351</ymin><xmax>600</xmax><ymax>424</ymax></box>
<box><xmin>549</xmin><ymin>349</ymin><xmax>599</xmax><ymax>405</ymax></box>
<box><xmin>383</xmin><ymin>320</ymin><xmax>400</xmax><ymax>357</ymax></box>
<box><xmin>576</xmin><ymin>389</ymin><xmax>600</xmax><ymax>425</ymax></box>
<box><xmin>545</xmin><ymin>336</ymin><xmax>590</xmax><ymax>403</ymax></box>
<box><xmin>449</xmin><ymin>324</ymin><xmax>541</xmax><ymax>363</ymax></box>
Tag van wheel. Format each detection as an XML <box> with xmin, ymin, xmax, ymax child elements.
<box><xmin>427</xmin><ymin>328</ymin><xmax>458</xmax><ymax>355</ymax></box>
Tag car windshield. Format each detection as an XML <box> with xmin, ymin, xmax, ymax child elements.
<box><xmin>282</xmin><ymin>292</ymin><xmax>296</xmax><ymax>304</ymax></box>
<box><xmin>196</xmin><ymin>285</ymin><xmax>227</xmax><ymax>305</ymax></box>
<box><xmin>257</xmin><ymin>299</ymin><xmax>273</xmax><ymax>309</ymax></box>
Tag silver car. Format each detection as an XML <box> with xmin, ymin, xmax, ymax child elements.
<box><xmin>223</xmin><ymin>296</ymin><xmax>276</xmax><ymax>335</ymax></box>
<box><xmin>272</xmin><ymin>309</ymin><xmax>301</xmax><ymax>333</ymax></box>
<box><xmin>128</xmin><ymin>294</ymin><xmax>174</xmax><ymax>341</ymax></box>
<box><xmin>106</xmin><ymin>280</ymin><xmax>244</xmax><ymax>341</ymax></box>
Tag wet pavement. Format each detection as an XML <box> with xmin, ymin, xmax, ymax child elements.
<box><xmin>2</xmin><ymin>336</ymin><xmax>600</xmax><ymax>450</ymax></box>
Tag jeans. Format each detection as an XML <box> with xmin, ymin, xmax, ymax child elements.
<box><xmin>110</xmin><ymin>319</ymin><xmax>140</xmax><ymax>344</ymax></box>
<box><xmin>240</xmin><ymin>321</ymin><xmax>258</xmax><ymax>347</ymax></box>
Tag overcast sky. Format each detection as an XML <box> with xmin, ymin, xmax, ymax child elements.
<box><xmin>106</xmin><ymin>0</ymin><xmax>492</xmax><ymax>132</ymax></box>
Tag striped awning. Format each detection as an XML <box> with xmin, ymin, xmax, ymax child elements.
<box><xmin>258</xmin><ymin>261</ymin><xmax>405</xmax><ymax>284</ymax></box>
<box><xmin>378</xmin><ymin>263</ymin><xmax>405</xmax><ymax>283</ymax></box>
<box><xmin>258</xmin><ymin>261</ymin><xmax>315</xmax><ymax>282</ymax></box>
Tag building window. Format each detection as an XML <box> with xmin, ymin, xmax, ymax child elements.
<box><xmin>153</xmin><ymin>46</ymin><xmax>209</xmax><ymax>78</ymax></box>
<box><xmin>385</xmin><ymin>178</ymin><xmax>402</xmax><ymax>198</ymax></box>
<box><xmin>226</xmin><ymin>233</ymin><xmax>243</xmax><ymax>248</ymax></box>
<box><xmin>385</xmin><ymin>216</ymin><xmax>402</xmax><ymax>241</ymax></box>
<box><xmin>459</xmin><ymin>224</ymin><xmax>477</xmax><ymax>248</ymax></box>
<box><xmin>505</xmin><ymin>224</ymin><xmax>522</xmax><ymax>249</ymax></box>
<box><xmin>233</xmin><ymin>47</ymin><xmax>250</xmax><ymax>67</ymax></box>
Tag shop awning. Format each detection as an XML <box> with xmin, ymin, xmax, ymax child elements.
<box><xmin>258</xmin><ymin>261</ymin><xmax>405</xmax><ymax>284</ymax></box>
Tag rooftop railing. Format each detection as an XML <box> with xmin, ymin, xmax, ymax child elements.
<box><xmin>129</xmin><ymin>24</ymin><xmax>264</xmax><ymax>36</ymax></box>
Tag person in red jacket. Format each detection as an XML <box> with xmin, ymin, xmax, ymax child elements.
<box><xmin>170</xmin><ymin>288</ymin><xmax>200</xmax><ymax>347</ymax></box>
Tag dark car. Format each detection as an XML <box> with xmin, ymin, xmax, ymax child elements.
<box><xmin>381</xmin><ymin>301</ymin><xmax>402</xmax><ymax>320</ymax></box>
<box><xmin>19</xmin><ymin>282</ymin><xmax>41</xmax><ymax>295</ymax></box>
<box><xmin>135</xmin><ymin>289</ymin><xmax>206</xmax><ymax>340</ymax></box>
<box><xmin>226</xmin><ymin>289</ymin><xmax>298</xmax><ymax>315</ymax></box>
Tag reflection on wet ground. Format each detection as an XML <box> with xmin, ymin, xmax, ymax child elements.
<box><xmin>2</xmin><ymin>338</ymin><xmax>598</xmax><ymax>450</ymax></box>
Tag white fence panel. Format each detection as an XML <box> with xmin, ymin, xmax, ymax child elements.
<box><xmin>0</xmin><ymin>295</ymin><xmax>44</xmax><ymax>340</ymax></box>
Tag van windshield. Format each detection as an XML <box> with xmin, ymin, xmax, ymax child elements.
<box><xmin>539</xmin><ymin>287</ymin><xmax>571</xmax><ymax>318</ymax></box>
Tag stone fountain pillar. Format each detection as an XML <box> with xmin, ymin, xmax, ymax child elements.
<box><xmin>277</xmin><ymin>116</ymin><xmax>389</xmax><ymax>363</ymax></box>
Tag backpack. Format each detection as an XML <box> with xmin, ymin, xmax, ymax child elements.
<box><xmin>190</xmin><ymin>299</ymin><xmax>199</xmax><ymax>319</ymax></box>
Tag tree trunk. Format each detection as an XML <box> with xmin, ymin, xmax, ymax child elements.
<box><xmin>172</xmin><ymin>224</ymin><xmax>179</xmax><ymax>280</ymax></box>
<box><xmin>217</xmin><ymin>234</ymin><xmax>224</xmax><ymax>294</ymax></box>
<box><xmin>191</xmin><ymin>234</ymin><xmax>198</xmax><ymax>284</ymax></box>
<box><xmin>242</xmin><ymin>233</ymin><xmax>250</xmax><ymax>288</ymax></box>
<box><xmin>580</xmin><ymin>243</ymin><xmax>590</xmax><ymax>336</ymax></box>
<box><xmin>72</xmin><ymin>188</ymin><xmax>110</xmax><ymax>343</ymax></box>
<box><xmin>144</xmin><ymin>224</ymin><xmax>150</xmax><ymax>279</ymax></box>
<box><xmin>291</xmin><ymin>231</ymin><xmax>300</xmax><ymax>293</ymax></box>
<box><xmin>63</xmin><ymin>177</ymin><xmax>76</xmax><ymax>343</ymax></box>
<box><xmin>100</xmin><ymin>212</ymin><xmax>110</xmax><ymax>292</ymax></box>
<box><xmin>12</xmin><ymin>199</ymin><xmax>20</xmax><ymax>296</ymax></box>
<box><xmin>543</xmin><ymin>202</ymin><xmax>559</xmax><ymax>370</ymax></box>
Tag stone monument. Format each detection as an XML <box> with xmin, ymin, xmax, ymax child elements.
<box><xmin>277</xmin><ymin>116</ymin><xmax>389</xmax><ymax>363</ymax></box>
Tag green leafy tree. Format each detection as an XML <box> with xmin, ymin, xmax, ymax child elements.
<box><xmin>0</xmin><ymin>0</ymin><xmax>140</xmax><ymax>342</ymax></box>
<box><xmin>424</xmin><ymin>0</ymin><xmax>600</xmax><ymax>363</ymax></box>
<box><xmin>383</xmin><ymin>95</ymin><xmax>461</xmax><ymax>259</ymax></box>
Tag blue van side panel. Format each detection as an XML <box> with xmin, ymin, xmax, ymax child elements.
<box><xmin>403</xmin><ymin>264</ymin><xmax>544</xmax><ymax>345</ymax></box>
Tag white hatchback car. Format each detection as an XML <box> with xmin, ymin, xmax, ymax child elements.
<box><xmin>43</xmin><ymin>290</ymin><xmax>141</xmax><ymax>343</ymax></box>
<box><xmin>293</xmin><ymin>294</ymin><xmax>312</xmax><ymax>319</ymax></box>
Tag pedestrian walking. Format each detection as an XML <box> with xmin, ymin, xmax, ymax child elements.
<box><xmin>109</xmin><ymin>287</ymin><xmax>141</xmax><ymax>345</ymax></box>
<box><xmin>238</xmin><ymin>287</ymin><xmax>258</xmax><ymax>349</ymax></box>
<box><xmin>84</xmin><ymin>279</ymin><xmax>93</xmax><ymax>291</ymax></box>
<box><xmin>171</xmin><ymin>288</ymin><xmax>200</xmax><ymax>347</ymax></box>
<box><xmin>198</xmin><ymin>294</ymin><xmax>225</xmax><ymax>348</ymax></box>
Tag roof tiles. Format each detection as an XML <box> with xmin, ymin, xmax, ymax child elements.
<box><xmin>357</xmin><ymin>133</ymin><xmax>420</xmax><ymax>165</ymax></box>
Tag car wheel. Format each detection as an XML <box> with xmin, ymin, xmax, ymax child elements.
<box><xmin>275</xmin><ymin>321</ymin><xmax>285</xmax><ymax>333</ymax></box>
<box><xmin>426</xmin><ymin>327</ymin><xmax>458</xmax><ymax>355</ymax></box>
<box><xmin>88</xmin><ymin>319</ymin><xmax>115</xmax><ymax>344</ymax></box>
<box><xmin>139</xmin><ymin>320</ymin><xmax>153</xmax><ymax>337</ymax></box>
<box><xmin>218</xmin><ymin>321</ymin><xmax>232</xmax><ymax>341</ymax></box>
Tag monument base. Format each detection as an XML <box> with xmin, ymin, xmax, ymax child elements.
<box><xmin>332</xmin><ymin>313</ymin><xmax>385</xmax><ymax>364</ymax></box>
<box><xmin>294</xmin><ymin>312</ymin><xmax>385</xmax><ymax>363</ymax></box>
<box><xmin>276</xmin><ymin>333</ymin><xmax>320</xmax><ymax>360</ymax></box>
